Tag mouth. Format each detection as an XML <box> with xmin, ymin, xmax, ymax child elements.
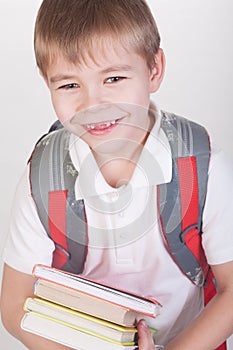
<box><xmin>82</xmin><ymin>117</ymin><xmax>124</xmax><ymax>135</ymax></box>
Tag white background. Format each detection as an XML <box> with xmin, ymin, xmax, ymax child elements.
<box><xmin>0</xmin><ymin>1</ymin><xmax>233</xmax><ymax>348</ymax></box>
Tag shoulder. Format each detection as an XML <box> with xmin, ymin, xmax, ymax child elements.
<box><xmin>160</xmin><ymin>111</ymin><xmax>210</xmax><ymax>155</ymax></box>
<box><xmin>202</xmin><ymin>142</ymin><xmax>233</xmax><ymax>265</ymax></box>
<box><xmin>30</xmin><ymin>127</ymin><xmax>69</xmax><ymax>160</ymax></box>
<box><xmin>2</xmin><ymin>166</ymin><xmax>54</xmax><ymax>274</ymax></box>
<box><xmin>208</xmin><ymin>141</ymin><xmax>233</xmax><ymax>174</ymax></box>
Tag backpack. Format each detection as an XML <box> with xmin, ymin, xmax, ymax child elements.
<box><xmin>29</xmin><ymin>111</ymin><xmax>226</xmax><ymax>350</ymax></box>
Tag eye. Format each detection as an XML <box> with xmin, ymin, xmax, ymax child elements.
<box><xmin>59</xmin><ymin>83</ymin><xmax>80</xmax><ymax>90</ymax></box>
<box><xmin>104</xmin><ymin>76</ymin><xmax>126</xmax><ymax>84</ymax></box>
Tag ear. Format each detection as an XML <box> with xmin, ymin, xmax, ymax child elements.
<box><xmin>149</xmin><ymin>48</ymin><xmax>165</xmax><ymax>93</ymax></box>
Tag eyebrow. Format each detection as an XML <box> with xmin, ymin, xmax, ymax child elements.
<box><xmin>49</xmin><ymin>75</ymin><xmax>77</xmax><ymax>84</ymax></box>
<box><xmin>49</xmin><ymin>65</ymin><xmax>134</xmax><ymax>84</ymax></box>
<box><xmin>100</xmin><ymin>64</ymin><xmax>133</xmax><ymax>74</ymax></box>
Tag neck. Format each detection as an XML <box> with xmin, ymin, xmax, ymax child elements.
<box><xmin>92</xmin><ymin>112</ymin><xmax>155</xmax><ymax>188</ymax></box>
<box><xmin>93</xmin><ymin>144</ymin><xmax>144</xmax><ymax>188</ymax></box>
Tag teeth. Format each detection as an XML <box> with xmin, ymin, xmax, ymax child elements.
<box><xmin>86</xmin><ymin>119</ymin><xmax>117</xmax><ymax>130</ymax></box>
<box><xmin>86</xmin><ymin>124</ymin><xmax>95</xmax><ymax>129</ymax></box>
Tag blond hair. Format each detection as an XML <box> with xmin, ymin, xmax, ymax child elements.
<box><xmin>34</xmin><ymin>0</ymin><xmax>161</xmax><ymax>76</ymax></box>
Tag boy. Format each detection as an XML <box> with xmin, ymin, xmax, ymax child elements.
<box><xmin>1</xmin><ymin>0</ymin><xmax>233</xmax><ymax>349</ymax></box>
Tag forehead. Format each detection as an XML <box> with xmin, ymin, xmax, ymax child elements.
<box><xmin>43</xmin><ymin>32</ymin><xmax>149</xmax><ymax>77</ymax></box>
<box><xmin>46</xmin><ymin>41</ymin><xmax>148</xmax><ymax>77</ymax></box>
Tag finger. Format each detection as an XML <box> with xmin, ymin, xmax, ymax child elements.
<box><xmin>137</xmin><ymin>319</ymin><xmax>155</xmax><ymax>350</ymax></box>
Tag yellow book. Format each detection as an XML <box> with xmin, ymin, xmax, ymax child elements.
<box><xmin>21</xmin><ymin>311</ymin><xmax>137</xmax><ymax>350</ymax></box>
<box><xmin>23</xmin><ymin>297</ymin><xmax>156</xmax><ymax>345</ymax></box>
<box><xmin>22</xmin><ymin>298</ymin><xmax>157</xmax><ymax>349</ymax></box>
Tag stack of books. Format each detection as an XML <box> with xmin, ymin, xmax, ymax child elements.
<box><xmin>21</xmin><ymin>264</ymin><xmax>161</xmax><ymax>350</ymax></box>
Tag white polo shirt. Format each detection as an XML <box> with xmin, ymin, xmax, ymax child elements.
<box><xmin>3</xmin><ymin>112</ymin><xmax>233</xmax><ymax>345</ymax></box>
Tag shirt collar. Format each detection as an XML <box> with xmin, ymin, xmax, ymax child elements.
<box><xmin>69</xmin><ymin>105</ymin><xmax>172</xmax><ymax>200</ymax></box>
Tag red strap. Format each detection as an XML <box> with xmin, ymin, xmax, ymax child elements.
<box><xmin>177</xmin><ymin>157</ymin><xmax>198</xmax><ymax>231</ymax></box>
<box><xmin>177</xmin><ymin>157</ymin><xmax>209</xmax><ymax>277</ymax></box>
<box><xmin>216</xmin><ymin>342</ymin><xmax>227</xmax><ymax>350</ymax></box>
<box><xmin>48</xmin><ymin>190</ymin><xmax>68</xmax><ymax>268</ymax></box>
<box><xmin>177</xmin><ymin>157</ymin><xmax>226</xmax><ymax>349</ymax></box>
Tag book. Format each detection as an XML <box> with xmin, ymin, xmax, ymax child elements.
<box><xmin>33</xmin><ymin>265</ymin><xmax>161</xmax><ymax>324</ymax></box>
<box><xmin>23</xmin><ymin>297</ymin><xmax>145</xmax><ymax>345</ymax></box>
<box><xmin>21</xmin><ymin>311</ymin><xmax>137</xmax><ymax>350</ymax></box>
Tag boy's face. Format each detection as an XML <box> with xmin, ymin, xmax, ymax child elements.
<box><xmin>45</xmin><ymin>43</ymin><xmax>164</xmax><ymax>153</ymax></box>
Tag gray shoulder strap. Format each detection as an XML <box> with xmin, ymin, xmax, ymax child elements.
<box><xmin>30</xmin><ymin>128</ymin><xmax>88</xmax><ymax>274</ymax></box>
<box><xmin>158</xmin><ymin>111</ymin><xmax>210</xmax><ymax>286</ymax></box>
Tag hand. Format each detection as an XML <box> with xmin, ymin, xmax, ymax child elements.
<box><xmin>137</xmin><ymin>319</ymin><xmax>156</xmax><ymax>350</ymax></box>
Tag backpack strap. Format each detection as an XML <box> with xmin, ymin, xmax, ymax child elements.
<box><xmin>158</xmin><ymin>111</ymin><xmax>210</xmax><ymax>287</ymax></box>
<box><xmin>29</xmin><ymin>127</ymin><xmax>88</xmax><ymax>274</ymax></box>
<box><xmin>158</xmin><ymin>113</ymin><xmax>229</xmax><ymax>350</ymax></box>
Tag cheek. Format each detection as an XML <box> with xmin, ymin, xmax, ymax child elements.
<box><xmin>51</xmin><ymin>94</ymin><xmax>75</xmax><ymax>124</ymax></box>
<box><xmin>121</xmin><ymin>80</ymin><xmax>151</xmax><ymax>107</ymax></box>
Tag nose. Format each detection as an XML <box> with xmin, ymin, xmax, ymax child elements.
<box><xmin>72</xmin><ymin>84</ymin><xmax>112</xmax><ymax>125</ymax></box>
<box><xmin>82</xmin><ymin>86</ymin><xmax>106</xmax><ymax>111</ymax></box>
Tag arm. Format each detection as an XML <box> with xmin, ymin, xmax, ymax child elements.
<box><xmin>1</xmin><ymin>263</ymin><xmax>73</xmax><ymax>350</ymax></box>
<box><xmin>137</xmin><ymin>261</ymin><xmax>233</xmax><ymax>350</ymax></box>
<box><xmin>164</xmin><ymin>261</ymin><xmax>233</xmax><ymax>350</ymax></box>
<box><xmin>137</xmin><ymin>150</ymin><xmax>233</xmax><ymax>350</ymax></box>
